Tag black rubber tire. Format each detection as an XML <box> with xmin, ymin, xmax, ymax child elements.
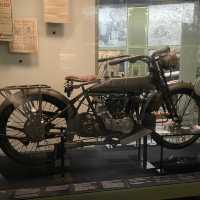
<box><xmin>0</xmin><ymin>89</ymin><xmax>74</xmax><ymax>166</ymax></box>
<box><xmin>151</xmin><ymin>82</ymin><xmax>200</xmax><ymax>149</ymax></box>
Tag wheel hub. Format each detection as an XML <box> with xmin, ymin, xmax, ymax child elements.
<box><xmin>24</xmin><ymin>114</ymin><xmax>46</xmax><ymax>142</ymax></box>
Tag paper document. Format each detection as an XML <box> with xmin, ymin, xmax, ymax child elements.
<box><xmin>9</xmin><ymin>19</ymin><xmax>38</xmax><ymax>53</ymax></box>
<box><xmin>44</xmin><ymin>0</ymin><xmax>71</xmax><ymax>23</ymax></box>
<box><xmin>0</xmin><ymin>0</ymin><xmax>13</xmax><ymax>41</ymax></box>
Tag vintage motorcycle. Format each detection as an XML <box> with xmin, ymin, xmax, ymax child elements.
<box><xmin>0</xmin><ymin>46</ymin><xmax>199</xmax><ymax>166</ymax></box>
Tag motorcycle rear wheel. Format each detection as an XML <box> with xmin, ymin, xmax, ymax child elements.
<box><xmin>152</xmin><ymin>83</ymin><xmax>200</xmax><ymax>149</ymax></box>
<box><xmin>0</xmin><ymin>89</ymin><xmax>73</xmax><ymax>166</ymax></box>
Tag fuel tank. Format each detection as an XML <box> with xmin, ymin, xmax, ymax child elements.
<box><xmin>89</xmin><ymin>76</ymin><xmax>155</xmax><ymax>93</ymax></box>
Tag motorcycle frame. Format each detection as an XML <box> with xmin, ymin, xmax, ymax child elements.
<box><xmin>45</xmin><ymin>55</ymin><xmax>180</xmax><ymax>129</ymax></box>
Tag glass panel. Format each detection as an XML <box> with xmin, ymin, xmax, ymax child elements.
<box><xmin>97</xmin><ymin>0</ymin><xmax>199</xmax><ymax>79</ymax></box>
<box><xmin>148</xmin><ymin>3</ymin><xmax>194</xmax><ymax>47</ymax></box>
<box><xmin>180</xmin><ymin>2</ymin><xmax>200</xmax><ymax>82</ymax></box>
<box><xmin>98</xmin><ymin>2</ymin><xmax>127</xmax><ymax>49</ymax></box>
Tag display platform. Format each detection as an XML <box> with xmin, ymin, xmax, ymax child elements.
<box><xmin>1</xmin><ymin>143</ymin><xmax>200</xmax><ymax>199</ymax></box>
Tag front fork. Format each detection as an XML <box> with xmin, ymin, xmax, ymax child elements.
<box><xmin>141</xmin><ymin>90</ymin><xmax>180</xmax><ymax>128</ymax></box>
<box><xmin>161</xmin><ymin>86</ymin><xmax>181</xmax><ymax>124</ymax></box>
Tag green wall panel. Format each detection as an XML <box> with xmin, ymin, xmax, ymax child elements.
<box><xmin>128</xmin><ymin>7</ymin><xmax>148</xmax><ymax>48</ymax></box>
<box><xmin>128</xmin><ymin>7</ymin><xmax>148</xmax><ymax>76</ymax></box>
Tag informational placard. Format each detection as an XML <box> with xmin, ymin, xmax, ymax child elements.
<box><xmin>44</xmin><ymin>0</ymin><xmax>71</xmax><ymax>23</ymax></box>
<box><xmin>0</xmin><ymin>0</ymin><xmax>13</xmax><ymax>41</ymax></box>
<box><xmin>9</xmin><ymin>19</ymin><xmax>38</xmax><ymax>53</ymax></box>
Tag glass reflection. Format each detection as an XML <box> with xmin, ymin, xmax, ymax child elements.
<box><xmin>98</xmin><ymin>0</ymin><xmax>199</xmax><ymax>81</ymax></box>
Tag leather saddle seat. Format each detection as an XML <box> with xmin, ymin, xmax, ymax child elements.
<box><xmin>65</xmin><ymin>75</ymin><xmax>97</xmax><ymax>82</ymax></box>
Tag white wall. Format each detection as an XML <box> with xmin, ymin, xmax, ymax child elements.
<box><xmin>0</xmin><ymin>0</ymin><xmax>96</xmax><ymax>93</ymax></box>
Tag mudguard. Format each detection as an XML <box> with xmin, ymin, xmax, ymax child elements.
<box><xmin>0</xmin><ymin>87</ymin><xmax>76</xmax><ymax>118</ymax></box>
<box><xmin>141</xmin><ymin>81</ymin><xmax>195</xmax><ymax>118</ymax></box>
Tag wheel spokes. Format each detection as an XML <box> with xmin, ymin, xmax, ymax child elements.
<box><xmin>6</xmin><ymin>99</ymin><xmax>67</xmax><ymax>154</ymax></box>
<box><xmin>156</xmin><ymin>93</ymin><xmax>199</xmax><ymax>145</ymax></box>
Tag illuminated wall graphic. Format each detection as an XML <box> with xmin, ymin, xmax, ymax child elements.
<box><xmin>98</xmin><ymin>5</ymin><xmax>127</xmax><ymax>49</ymax></box>
<box><xmin>99</xmin><ymin>2</ymin><xmax>195</xmax><ymax>49</ymax></box>
<box><xmin>148</xmin><ymin>3</ymin><xmax>194</xmax><ymax>47</ymax></box>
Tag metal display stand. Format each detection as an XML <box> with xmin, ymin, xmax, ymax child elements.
<box><xmin>143</xmin><ymin>136</ymin><xmax>148</xmax><ymax>169</ymax></box>
<box><xmin>158</xmin><ymin>132</ymin><xmax>200</xmax><ymax>174</ymax></box>
<box><xmin>60</xmin><ymin>129</ymin><xmax>66</xmax><ymax>177</ymax></box>
<box><xmin>140</xmin><ymin>131</ymin><xmax>200</xmax><ymax>175</ymax></box>
<box><xmin>135</xmin><ymin>136</ymin><xmax>148</xmax><ymax>170</ymax></box>
<box><xmin>56</xmin><ymin>131</ymin><xmax>200</xmax><ymax>176</ymax></box>
<box><xmin>55</xmin><ymin>133</ymin><xmax>150</xmax><ymax>177</ymax></box>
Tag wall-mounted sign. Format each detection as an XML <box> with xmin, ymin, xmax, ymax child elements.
<box><xmin>44</xmin><ymin>0</ymin><xmax>71</xmax><ymax>23</ymax></box>
<box><xmin>9</xmin><ymin>19</ymin><xmax>38</xmax><ymax>53</ymax></box>
<box><xmin>0</xmin><ymin>0</ymin><xmax>13</xmax><ymax>41</ymax></box>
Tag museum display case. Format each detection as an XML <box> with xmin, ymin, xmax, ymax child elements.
<box><xmin>0</xmin><ymin>0</ymin><xmax>200</xmax><ymax>199</ymax></box>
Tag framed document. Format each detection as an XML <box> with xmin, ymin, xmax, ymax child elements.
<box><xmin>9</xmin><ymin>19</ymin><xmax>38</xmax><ymax>53</ymax></box>
<box><xmin>0</xmin><ymin>0</ymin><xmax>13</xmax><ymax>41</ymax></box>
<box><xmin>44</xmin><ymin>0</ymin><xmax>71</xmax><ymax>23</ymax></box>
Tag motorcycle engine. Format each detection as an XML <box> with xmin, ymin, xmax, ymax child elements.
<box><xmin>103</xmin><ymin>116</ymin><xmax>134</xmax><ymax>134</ymax></box>
<box><xmin>96</xmin><ymin>95</ymin><xmax>135</xmax><ymax>135</ymax></box>
<box><xmin>67</xmin><ymin>95</ymin><xmax>136</xmax><ymax>137</ymax></box>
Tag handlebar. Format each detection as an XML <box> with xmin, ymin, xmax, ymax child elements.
<box><xmin>98</xmin><ymin>55</ymin><xmax>130</xmax><ymax>63</ymax></box>
<box><xmin>107</xmin><ymin>46</ymin><xmax>171</xmax><ymax>66</ymax></box>
<box><xmin>98</xmin><ymin>46</ymin><xmax>175</xmax><ymax>74</ymax></box>
<box><xmin>109</xmin><ymin>55</ymin><xmax>149</xmax><ymax>65</ymax></box>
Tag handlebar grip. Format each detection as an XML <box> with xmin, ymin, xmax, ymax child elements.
<box><xmin>152</xmin><ymin>46</ymin><xmax>170</xmax><ymax>57</ymax></box>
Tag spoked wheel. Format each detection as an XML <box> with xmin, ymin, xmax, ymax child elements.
<box><xmin>152</xmin><ymin>84</ymin><xmax>200</xmax><ymax>149</ymax></box>
<box><xmin>0</xmin><ymin>89</ymin><xmax>74</xmax><ymax>165</ymax></box>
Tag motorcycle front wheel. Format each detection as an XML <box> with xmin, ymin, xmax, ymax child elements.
<box><xmin>0</xmin><ymin>88</ymin><xmax>74</xmax><ymax>166</ymax></box>
<box><xmin>151</xmin><ymin>83</ymin><xmax>200</xmax><ymax>149</ymax></box>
